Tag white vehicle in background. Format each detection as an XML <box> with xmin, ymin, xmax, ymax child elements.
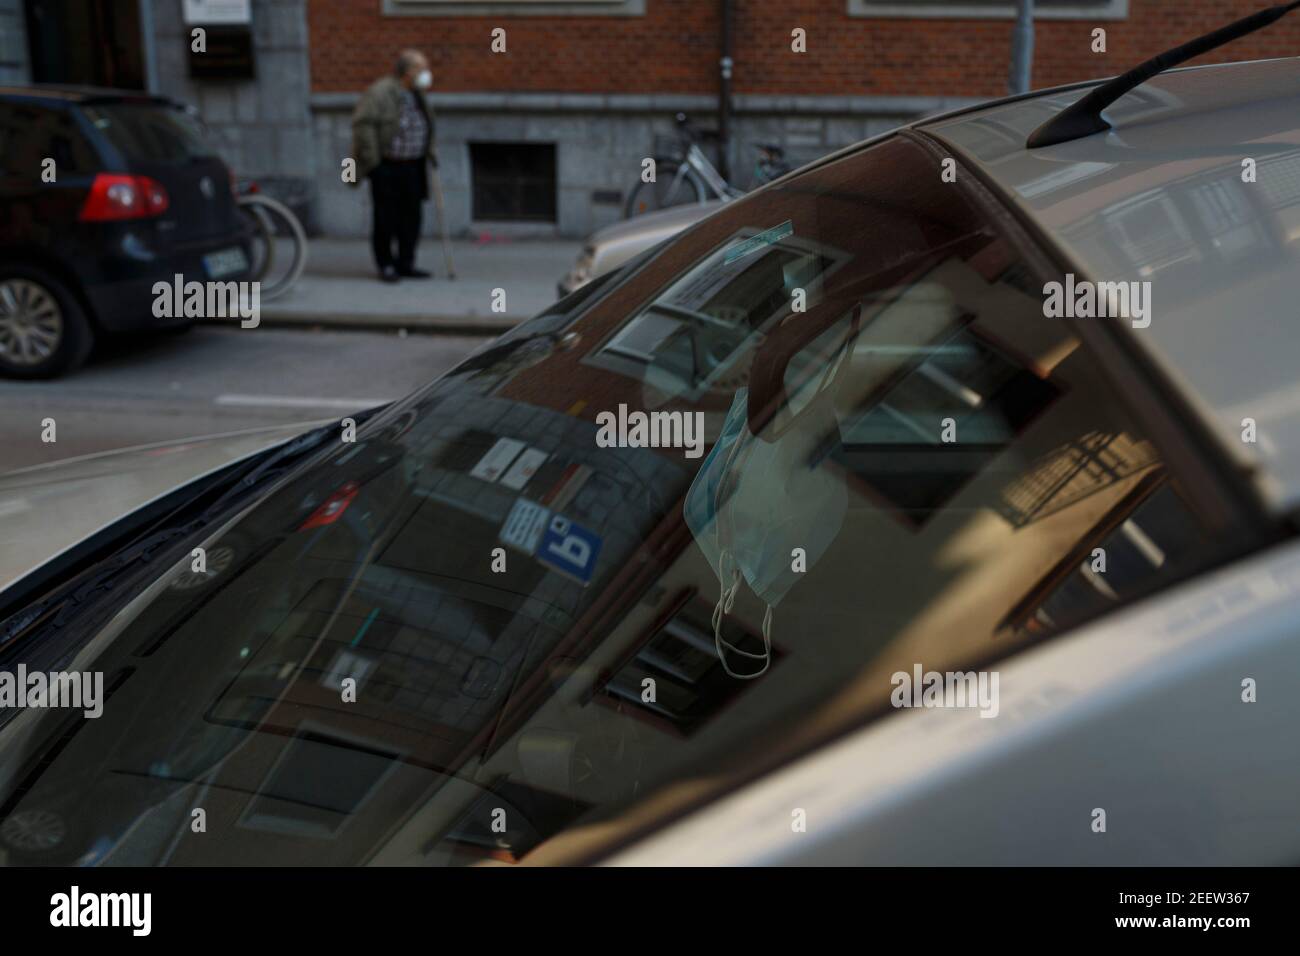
<box><xmin>558</xmin><ymin>199</ymin><xmax>727</xmax><ymax>298</ymax></box>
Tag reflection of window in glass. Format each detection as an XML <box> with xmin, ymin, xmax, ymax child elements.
<box><xmin>598</xmin><ymin>593</ymin><xmax>773</xmax><ymax>735</ymax></box>
<box><xmin>1186</xmin><ymin>178</ymin><xmax>1272</xmax><ymax>267</ymax></box>
<box><xmin>834</xmin><ymin>326</ymin><xmax>1060</xmax><ymax>522</ymax></box>
<box><xmin>1103</xmin><ymin>190</ymin><xmax>1199</xmax><ymax>278</ymax></box>
<box><xmin>1006</xmin><ymin>479</ymin><xmax>1209</xmax><ymax>638</ymax></box>
<box><xmin>587</xmin><ymin>229</ymin><xmax>848</xmax><ymax>401</ymax></box>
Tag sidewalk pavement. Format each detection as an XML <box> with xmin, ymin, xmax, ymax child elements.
<box><xmin>251</xmin><ymin>236</ymin><xmax>583</xmax><ymax>334</ymax></box>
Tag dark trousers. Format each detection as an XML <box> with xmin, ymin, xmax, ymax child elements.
<box><xmin>369</xmin><ymin>159</ymin><xmax>425</xmax><ymax>272</ymax></box>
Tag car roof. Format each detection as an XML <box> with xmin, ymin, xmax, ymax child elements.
<box><xmin>0</xmin><ymin>84</ymin><xmax>176</xmax><ymax>107</ymax></box>
<box><xmin>921</xmin><ymin>57</ymin><xmax>1300</xmax><ymax>515</ymax></box>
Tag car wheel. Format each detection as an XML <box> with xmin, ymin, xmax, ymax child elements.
<box><xmin>0</xmin><ymin>266</ymin><xmax>95</xmax><ymax>379</ymax></box>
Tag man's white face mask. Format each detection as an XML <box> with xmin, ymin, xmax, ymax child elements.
<box><xmin>414</xmin><ymin>69</ymin><xmax>433</xmax><ymax>91</ymax></box>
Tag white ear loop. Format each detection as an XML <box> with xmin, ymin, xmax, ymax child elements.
<box><xmin>711</xmin><ymin>548</ymin><xmax>772</xmax><ymax>680</ymax></box>
<box><xmin>710</xmin><ymin>426</ymin><xmax>771</xmax><ymax>680</ymax></box>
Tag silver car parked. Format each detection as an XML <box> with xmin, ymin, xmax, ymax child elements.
<box><xmin>3</xmin><ymin>21</ymin><xmax>1300</xmax><ymax>868</ymax></box>
<box><xmin>557</xmin><ymin>199</ymin><xmax>727</xmax><ymax>298</ymax></box>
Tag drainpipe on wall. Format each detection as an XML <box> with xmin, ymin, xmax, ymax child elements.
<box><xmin>138</xmin><ymin>0</ymin><xmax>159</xmax><ymax>93</ymax></box>
<box><xmin>718</xmin><ymin>0</ymin><xmax>734</xmax><ymax>182</ymax></box>
<box><xmin>1008</xmin><ymin>0</ymin><xmax>1034</xmax><ymax>95</ymax></box>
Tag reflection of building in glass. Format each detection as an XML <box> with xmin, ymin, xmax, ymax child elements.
<box><xmin>1066</xmin><ymin>153</ymin><xmax>1298</xmax><ymax>288</ymax></box>
<box><xmin>586</xmin><ymin>228</ymin><xmax>850</xmax><ymax>404</ymax></box>
<box><xmin>5</xmin><ymin>130</ymin><xmax>1248</xmax><ymax>870</ymax></box>
<box><xmin>1001</xmin><ymin>475</ymin><xmax>1208</xmax><ymax>638</ymax></box>
<box><xmin>998</xmin><ymin>431</ymin><xmax>1160</xmax><ymax>529</ymax></box>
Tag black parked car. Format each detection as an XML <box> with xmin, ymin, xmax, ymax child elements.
<box><xmin>0</xmin><ymin>86</ymin><xmax>252</xmax><ymax>378</ymax></box>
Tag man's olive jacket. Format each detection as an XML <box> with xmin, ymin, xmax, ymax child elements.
<box><xmin>348</xmin><ymin>75</ymin><xmax>438</xmax><ymax>188</ymax></box>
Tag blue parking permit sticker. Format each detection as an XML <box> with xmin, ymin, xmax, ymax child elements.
<box><xmin>537</xmin><ymin>514</ymin><xmax>603</xmax><ymax>586</ymax></box>
<box><xmin>500</xmin><ymin>497</ymin><xmax>551</xmax><ymax>554</ymax></box>
<box><xmin>723</xmin><ymin>219</ymin><xmax>794</xmax><ymax>264</ymax></box>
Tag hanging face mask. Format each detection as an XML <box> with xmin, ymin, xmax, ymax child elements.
<box><xmin>684</xmin><ymin>307</ymin><xmax>858</xmax><ymax>679</ymax></box>
<box><xmin>414</xmin><ymin>70</ymin><xmax>433</xmax><ymax>91</ymax></box>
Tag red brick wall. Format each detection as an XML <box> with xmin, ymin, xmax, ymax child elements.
<box><xmin>309</xmin><ymin>1</ymin><xmax>1300</xmax><ymax>98</ymax></box>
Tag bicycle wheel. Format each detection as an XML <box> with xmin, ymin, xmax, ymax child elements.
<box><xmin>625</xmin><ymin>162</ymin><xmax>706</xmax><ymax>217</ymax></box>
<box><xmin>238</xmin><ymin>201</ymin><xmax>276</xmax><ymax>282</ymax></box>
<box><xmin>236</xmin><ymin>193</ymin><xmax>308</xmax><ymax>300</ymax></box>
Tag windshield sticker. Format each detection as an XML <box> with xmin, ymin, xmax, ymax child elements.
<box><xmin>537</xmin><ymin>514</ymin><xmax>603</xmax><ymax>586</ymax></box>
<box><xmin>470</xmin><ymin>437</ymin><xmax>526</xmax><ymax>483</ymax></box>
<box><xmin>499</xmin><ymin>497</ymin><xmax>551</xmax><ymax>553</ymax></box>
<box><xmin>320</xmin><ymin>649</ymin><xmax>375</xmax><ymax>691</ymax></box>
<box><xmin>723</xmin><ymin>219</ymin><xmax>793</xmax><ymax>264</ymax></box>
<box><xmin>500</xmin><ymin>447</ymin><xmax>549</xmax><ymax>491</ymax></box>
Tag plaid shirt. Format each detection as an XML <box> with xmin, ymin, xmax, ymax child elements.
<box><xmin>385</xmin><ymin>91</ymin><xmax>429</xmax><ymax>161</ymax></box>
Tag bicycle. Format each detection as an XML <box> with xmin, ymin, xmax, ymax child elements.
<box><xmin>235</xmin><ymin>181</ymin><xmax>308</xmax><ymax>301</ymax></box>
<box><xmin>181</xmin><ymin>104</ymin><xmax>309</xmax><ymax>300</ymax></box>
<box><xmin>624</xmin><ymin>112</ymin><xmax>793</xmax><ymax>218</ymax></box>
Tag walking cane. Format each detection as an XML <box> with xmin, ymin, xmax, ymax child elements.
<box><xmin>430</xmin><ymin>165</ymin><xmax>456</xmax><ymax>279</ymax></box>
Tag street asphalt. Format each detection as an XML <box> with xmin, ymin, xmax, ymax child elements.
<box><xmin>0</xmin><ymin>325</ymin><xmax>488</xmax><ymax>473</ymax></box>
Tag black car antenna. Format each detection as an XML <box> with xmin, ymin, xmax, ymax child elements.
<box><xmin>1027</xmin><ymin>1</ymin><xmax>1300</xmax><ymax>148</ymax></box>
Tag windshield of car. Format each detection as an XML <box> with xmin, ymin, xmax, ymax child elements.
<box><xmin>0</xmin><ymin>133</ymin><xmax>1243</xmax><ymax>866</ymax></box>
<box><xmin>80</xmin><ymin>102</ymin><xmax>216</xmax><ymax>163</ymax></box>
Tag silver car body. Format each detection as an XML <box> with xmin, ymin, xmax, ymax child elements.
<box><xmin>558</xmin><ymin>199</ymin><xmax>727</xmax><ymax>296</ymax></box>
<box><xmin>612</xmin><ymin>58</ymin><xmax>1300</xmax><ymax>865</ymax></box>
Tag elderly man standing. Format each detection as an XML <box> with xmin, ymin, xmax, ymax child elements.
<box><xmin>350</xmin><ymin>49</ymin><xmax>440</xmax><ymax>283</ymax></box>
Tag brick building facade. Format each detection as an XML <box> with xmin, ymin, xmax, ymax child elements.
<box><xmin>306</xmin><ymin>0</ymin><xmax>1300</xmax><ymax>239</ymax></box>
<box><xmin>311</xmin><ymin>0</ymin><xmax>1300</xmax><ymax>99</ymax></box>
<box><xmin>6</xmin><ymin>1</ymin><xmax>1299</xmax><ymax>238</ymax></box>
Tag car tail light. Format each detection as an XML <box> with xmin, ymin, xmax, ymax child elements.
<box><xmin>299</xmin><ymin>481</ymin><xmax>361</xmax><ymax>530</ymax></box>
<box><xmin>78</xmin><ymin>173</ymin><xmax>170</xmax><ymax>222</ymax></box>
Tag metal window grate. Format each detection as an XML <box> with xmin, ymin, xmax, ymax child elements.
<box><xmin>470</xmin><ymin>142</ymin><xmax>557</xmax><ymax>222</ymax></box>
